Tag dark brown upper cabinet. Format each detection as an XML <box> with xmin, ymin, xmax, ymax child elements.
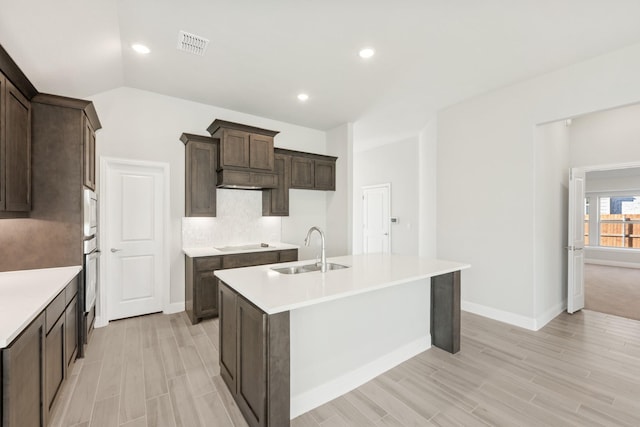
<box><xmin>181</xmin><ymin>133</ymin><xmax>217</xmax><ymax>217</ymax></box>
<box><xmin>207</xmin><ymin>119</ymin><xmax>278</xmax><ymax>172</ymax></box>
<box><xmin>0</xmin><ymin>74</ymin><xmax>32</xmax><ymax>213</ymax></box>
<box><xmin>83</xmin><ymin>115</ymin><xmax>96</xmax><ymax>190</ymax></box>
<box><xmin>262</xmin><ymin>152</ymin><xmax>291</xmax><ymax>216</ymax></box>
<box><xmin>0</xmin><ymin>45</ymin><xmax>38</xmax><ymax>217</ymax></box>
<box><xmin>281</xmin><ymin>149</ymin><xmax>337</xmax><ymax>191</ymax></box>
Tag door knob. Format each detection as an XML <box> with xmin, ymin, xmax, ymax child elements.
<box><xmin>111</xmin><ymin>248</ymin><xmax>122</xmax><ymax>253</ymax></box>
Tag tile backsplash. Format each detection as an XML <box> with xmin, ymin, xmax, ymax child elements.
<box><xmin>182</xmin><ymin>189</ymin><xmax>282</xmax><ymax>248</ymax></box>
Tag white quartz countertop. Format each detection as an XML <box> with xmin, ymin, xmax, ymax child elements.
<box><xmin>183</xmin><ymin>242</ymin><xmax>299</xmax><ymax>258</ymax></box>
<box><xmin>0</xmin><ymin>266</ymin><xmax>82</xmax><ymax>348</ymax></box>
<box><xmin>214</xmin><ymin>254</ymin><xmax>470</xmax><ymax>314</ymax></box>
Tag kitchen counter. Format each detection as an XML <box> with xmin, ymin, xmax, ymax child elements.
<box><xmin>215</xmin><ymin>253</ymin><xmax>470</xmax><ymax>423</ymax></box>
<box><xmin>183</xmin><ymin>242</ymin><xmax>299</xmax><ymax>258</ymax></box>
<box><xmin>214</xmin><ymin>253</ymin><xmax>470</xmax><ymax>314</ymax></box>
<box><xmin>0</xmin><ymin>265</ymin><xmax>82</xmax><ymax>348</ymax></box>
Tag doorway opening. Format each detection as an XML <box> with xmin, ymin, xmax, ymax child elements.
<box><xmin>582</xmin><ymin>168</ymin><xmax>640</xmax><ymax>321</ymax></box>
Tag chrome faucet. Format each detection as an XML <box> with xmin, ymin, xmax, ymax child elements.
<box><xmin>304</xmin><ymin>226</ymin><xmax>327</xmax><ymax>272</ymax></box>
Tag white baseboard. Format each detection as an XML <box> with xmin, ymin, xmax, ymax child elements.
<box><xmin>533</xmin><ymin>301</ymin><xmax>566</xmax><ymax>330</ymax></box>
<box><xmin>585</xmin><ymin>259</ymin><xmax>640</xmax><ymax>269</ymax></box>
<box><xmin>290</xmin><ymin>336</ymin><xmax>430</xmax><ymax>419</ymax></box>
<box><xmin>163</xmin><ymin>301</ymin><xmax>185</xmax><ymax>315</ymax></box>
<box><xmin>462</xmin><ymin>301</ymin><xmax>536</xmax><ymax>330</ymax></box>
<box><xmin>94</xmin><ymin>316</ymin><xmax>108</xmax><ymax>328</ymax></box>
<box><xmin>462</xmin><ymin>300</ymin><xmax>566</xmax><ymax>331</ymax></box>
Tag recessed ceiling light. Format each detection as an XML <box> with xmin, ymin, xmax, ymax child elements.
<box><xmin>297</xmin><ymin>93</ymin><xmax>309</xmax><ymax>102</ymax></box>
<box><xmin>132</xmin><ymin>43</ymin><xmax>151</xmax><ymax>54</ymax></box>
<box><xmin>359</xmin><ymin>48</ymin><xmax>375</xmax><ymax>59</ymax></box>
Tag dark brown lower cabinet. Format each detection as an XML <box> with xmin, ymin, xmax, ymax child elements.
<box><xmin>218</xmin><ymin>281</ymin><xmax>290</xmax><ymax>427</ymax></box>
<box><xmin>45</xmin><ymin>314</ymin><xmax>65</xmax><ymax>422</ymax></box>
<box><xmin>236</xmin><ymin>297</ymin><xmax>267</xmax><ymax>426</ymax></box>
<box><xmin>65</xmin><ymin>294</ymin><xmax>78</xmax><ymax>367</ymax></box>
<box><xmin>1</xmin><ymin>275</ymin><xmax>79</xmax><ymax>427</ymax></box>
<box><xmin>186</xmin><ymin>249</ymin><xmax>297</xmax><ymax>325</ymax></box>
<box><xmin>219</xmin><ymin>282</ymin><xmax>237</xmax><ymax>391</ymax></box>
<box><xmin>1</xmin><ymin>313</ymin><xmax>45</xmax><ymax>427</ymax></box>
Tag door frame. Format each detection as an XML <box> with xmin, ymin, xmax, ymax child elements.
<box><xmin>362</xmin><ymin>183</ymin><xmax>391</xmax><ymax>254</ymax></box>
<box><xmin>96</xmin><ymin>157</ymin><xmax>171</xmax><ymax>327</ymax></box>
<box><xmin>567</xmin><ymin>160</ymin><xmax>640</xmax><ymax>313</ymax></box>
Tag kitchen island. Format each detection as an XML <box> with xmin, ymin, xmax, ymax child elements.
<box><xmin>214</xmin><ymin>254</ymin><xmax>470</xmax><ymax>427</ymax></box>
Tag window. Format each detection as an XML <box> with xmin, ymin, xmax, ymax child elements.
<box><xmin>585</xmin><ymin>194</ymin><xmax>640</xmax><ymax>249</ymax></box>
<box><xmin>584</xmin><ymin>197</ymin><xmax>590</xmax><ymax>245</ymax></box>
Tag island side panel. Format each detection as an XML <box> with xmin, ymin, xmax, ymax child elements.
<box><xmin>430</xmin><ymin>271</ymin><xmax>461</xmax><ymax>353</ymax></box>
<box><xmin>267</xmin><ymin>311</ymin><xmax>290</xmax><ymax>427</ymax></box>
<box><xmin>218</xmin><ymin>280</ymin><xmax>290</xmax><ymax>427</ymax></box>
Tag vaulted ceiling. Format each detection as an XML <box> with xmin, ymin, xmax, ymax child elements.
<box><xmin>2</xmin><ymin>0</ymin><xmax>640</xmax><ymax>145</ymax></box>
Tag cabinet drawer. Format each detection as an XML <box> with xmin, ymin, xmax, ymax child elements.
<box><xmin>278</xmin><ymin>249</ymin><xmax>298</xmax><ymax>263</ymax></box>
<box><xmin>223</xmin><ymin>251</ymin><xmax>279</xmax><ymax>269</ymax></box>
<box><xmin>65</xmin><ymin>275</ymin><xmax>78</xmax><ymax>306</ymax></box>
<box><xmin>195</xmin><ymin>256</ymin><xmax>222</xmax><ymax>272</ymax></box>
<box><xmin>46</xmin><ymin>290</ymin><xmax>66</xmax><ymax>334</ymax></box>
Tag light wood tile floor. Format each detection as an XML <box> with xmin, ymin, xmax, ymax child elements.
<box><xmin>50</xmin><ymin>310</ymin><xmax>640</xmax><ymax>426</ymax></box>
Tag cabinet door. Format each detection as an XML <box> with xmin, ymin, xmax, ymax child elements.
<box><xmin>194</xmin><ymin>270</ymin><xmax>218</xmax><ymax>318</ymax></box>
<box><xmin>83</xmin><ymin>116</ymin><xmax>96</xmax><ymax>190</ymax></box>
<box><xmin>0</xmin><ymin>73</ymin><xmax>5</xmax><ymax>210</ymax></box>
<box><xmin>262</xmin><ymin>153</ymin><xmax>290</xmax><ymax>216</ymax></box>
<box><xmin>236</xmin><ymin>297</ymin><xmax>267</xmax><ymax>427</ymax></box>
<box><xmin>290</xmin><ymin>156</ymin><xmax>314</xmax><ymax>189</ymax></box>
<box><xmin>185</xmin><ymin>140</ymin><xmax>217</xmax><ymax>217</ymax></box>
<box><xmin>45</xmin><ymin>314</ymin><xmax>65</xmax><ymax>421</ymax></box>
<box><xmin>2</xmin><ymin>313</ymin><xmax>45</xmax><ymax>427</ymax></box>
<box><xmin>218</xmin><ymin>282</ymin><xmax>237</xmax><ymax>393</ymax></box>
<box><xmin>249</xmin><ymin>133</ymin><xmax>274</xmax><ymax>171</ymax></box>
<box><xmin>314</xmin><ymin>159</ymin><xmax>336</xmax><ymax>191</ymax></box>
<box><xmin>65</xmin><ymin>294</ymin><xmax>78</xmax><ymax>367</ymax></box>
<box><xmin>220</xmin><ymin>129</ymin><xmax>250</xmax><ymax>169</ymax></box>
<box><xmin>4</xmin><ymin>79</ymin><xmax>31</xmax><ymax>211</ymax></box>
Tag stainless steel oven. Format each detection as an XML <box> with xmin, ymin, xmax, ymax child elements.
<box><xmin>80</xmin><ymin>189</ymin><xmax>99</xmax><ymax>357</ymax></box>
<box><xmin>83</xmin><ymin>188</ymin><xmax>97</xmax><ymax>238</ymax></box>
<box><xmin>80</xmin><ymin>236</ymin><xmax>100</xmax><ymax>355</ymax></box>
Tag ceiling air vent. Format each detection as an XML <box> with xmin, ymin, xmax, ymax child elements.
<box><xmin>177</xmin><ymin>30</ymin><xmax>209</xmax><ymax>56</ymax></box>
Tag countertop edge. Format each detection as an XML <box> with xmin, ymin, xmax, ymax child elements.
<box><xmin>0</xmin><ymin>265</ymin><xmax>82</xmax><ymax>348</ymax></box>
<box><xmin>183</xmin><ymin>242</ymin><xmax>300</xmax><ymax>257</ymax></box>
<box><xmin>215</xmin><ymin>255</ymin><xmax>470</xmax><ymax>315</ymax></box>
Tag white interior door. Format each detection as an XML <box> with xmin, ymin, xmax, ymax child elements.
<box><xmin>363</xmin><ymin>184</ymin><xmax>391</xmax><ymax>254</ymax></box>
<box><xmin>567</xmin><ymin>167</ymin><xmax>585</xmax><ymax>313</ymax></box>
<box><xmin>104</xmin><ymin>159</ymin><xmax>168</xmax><ymax>321</ymax></box>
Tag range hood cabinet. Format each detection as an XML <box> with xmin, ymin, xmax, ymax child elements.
<box><xmin>216</xmin><ymin>169</ymin><xmax>278</xmax><ymax>190</ymax></box>
<box><xmin>208</xmin><ymin>119</ymin><xmax>280</xmax><ymax>190</ymax></box>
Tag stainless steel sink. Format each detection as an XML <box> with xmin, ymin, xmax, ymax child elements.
<box><xmin>271</xmin><ymin>263</ymin><xmax>349</xmax><ymax>274</ymax></box>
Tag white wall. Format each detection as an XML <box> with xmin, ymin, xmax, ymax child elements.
<box><xmin>586</xmin><ymin>173</ymin><xmax>640</xmax><ymax>192</ymax></box>
<box><xmin>91</xmin><ymin>87</ymin><xmax>328</xmax><ymax>308</ymax></box>
<box><xmin>325</xmin><ymin>123</ymin><xmax>353</xmax><ymax>257</ymax></box>
<box><xmin>419</xmin><ymin>119</ymin><xmax>437</xmax><ymax>258</ymax></box>
<box><xmin>534</xmin><ymin>121</ymin><xmax>570</xmax><ymax>326</ymax></box>
<box><xmin>570</xmin><ymin>102</ymin><xmax>640</xmax><ymax>168</ymax></box>
<box><xmin>437</xmin><ymin>41</ymin><xmax>640</xmax><ymax>329</ymax></box>
<box><xmin>353</xmin><ymin>137</ymin><xmax>420</xmax><ymax>256</ymax></box>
